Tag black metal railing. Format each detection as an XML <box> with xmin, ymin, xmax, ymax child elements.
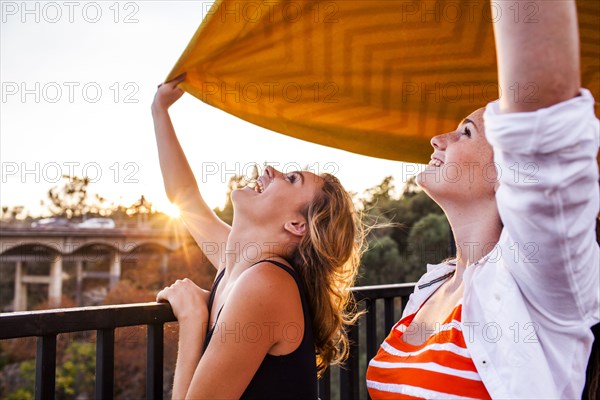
<box><xmin>1</xmin><ymin>283</ymin><xmax>598</xmax><ymax>400</ymax></box>
<box><xmin>0</xmin><ymin>302</ymin><xmax>177</xmax><ymax>400</ymax></box>
<box><xmin>0</xmin><ymin>283</ymin><xmax>414</xmax><ymax>399</ymax></box>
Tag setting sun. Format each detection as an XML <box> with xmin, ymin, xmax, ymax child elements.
<box><xmin>163</xmin><ymin>203</ymin><xmax>181</xmax><ymax>218</ymax></box>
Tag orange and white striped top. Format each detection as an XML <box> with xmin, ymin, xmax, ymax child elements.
<box><xmin>366</xmin><ymin>300</ymin><xmax>491</xmax><ymax>400</ymax></box>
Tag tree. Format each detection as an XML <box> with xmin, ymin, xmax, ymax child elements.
<box><xmin>55</xmin><ymin>342</ymin><xmax>96</xmax><ymax>399</ymax></box>
<box><xmin>127</xmin><ymin>194</ymin><xmax>154</xmax><ymax>226</ymax></box>
<box><xmin>406</xmin><ymin>213</ymin><xmax>451</xmax><ymax>281</ymax></box>
<box><xmin>43</xmin><ymin>175</ymin><xmax>107</xmax><ymax>219</ymax></box>
<box><xmin>5</xmin><ymin>340</ymin><xmax>96</xmax><ymax>400</ymax></box>
<box><xmin>13</xmin><ymin>206</ymin><xmax>27</xmax><ymax>220</ymax></box>
<box><xmin>359</xmin><ymin>236</ymin><xmax>403</xmax><ymax>285</ymax></box>
<box><xmin>361</xmin><ymin>175</ymin><xmax>395</xmax><ymax>210</ymax></box>
<box><xmin>359</xmin><ymin>176</ymin><xmax>451</xmax><ymax>285</ymax></box>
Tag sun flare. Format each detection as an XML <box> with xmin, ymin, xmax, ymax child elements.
<box><xmin>163</xmin><ymin>203</ymin><xmax>181</xmax><ymax>218</ymax></box>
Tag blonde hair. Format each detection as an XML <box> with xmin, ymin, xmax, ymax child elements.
<box><xmin>290</xmin><ymin>173</ymin><xmax>365</xmax><ymax>377</ymax></box>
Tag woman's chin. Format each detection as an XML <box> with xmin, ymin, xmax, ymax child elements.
<box><xmin>232</xmin><ymin>186</ymin><xmax>256</xmax><ymax>199</ymax></box>
<box><xmin>415</xmin><ymin>171</ymin><xmax>426</xmax><ymax>188</ymax></box>
<box><xmin>230</xmin><ymin>188</ymin><xmax>246</xmax><ymax>206</ymax></box>
<box><xmin>416</xmin><ymin>167</ymin><xmax>439</xmax><ymax>190</ymax></box>
<box><xmin>416</xmin><ymin>170</ymin><xmax>447</xmax><ymax>203</ymax></box>
<box><xmin>231</xmin><ymin>187</ymin><xmax>261</xmax><ymax>214</ymax></box>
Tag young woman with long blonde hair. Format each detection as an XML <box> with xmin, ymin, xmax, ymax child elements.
<box><xmin>151</xmin><ymin>75</ymin><xmax>364</xmax><ymax>399</ymax></box>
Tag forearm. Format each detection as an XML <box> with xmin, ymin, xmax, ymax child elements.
<box><xmin>151</xmin><ymin>107</ymin><xmax>202</xmax><ymax>203</ymax></box>
<box><xmin>151</xmin><ymin>98</ymin><xmax>231</xmax><ymax>266</ymax></box>
<box><xmin>172</xmin><ymin>319</ymin><xmax>207</xmax><ymax>400</ymax></box>
<box><xmin>492</xmin><ymin>0</ymin><xmax>580</xmax><ymax>112</ymax></box>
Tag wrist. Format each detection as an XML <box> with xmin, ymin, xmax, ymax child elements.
<box><xmin>177</xmin><ymin>310</ymin><xmax>208</xmax><ymax>327</ymax></box>
<box><xmin>151</xmin><ymin>102</ymin><xmax>169</xmax><ymax>116</ymax></box>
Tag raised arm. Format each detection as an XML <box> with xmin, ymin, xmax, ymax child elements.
<box><xmin>152</xmin><ymin>74</ymin><xmax>230</xmax><ymax>270</ymax></box>
<box><xmin>485</xmin><ymin>0</ymin><xmax>599</xmax><ymax>324</ymax></box>
<box><xmin>492</xmin><ymin>0</ymin><xmax>581</xmax><ymax>112</ymax></box>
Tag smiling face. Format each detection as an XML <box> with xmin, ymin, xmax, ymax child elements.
<box><xmin>416</xmin><ymin>108</ymin><xmax>498</xmax><ymax>205</ymax></box>
<box><xmin>231</xmin><ymin>166</ymin><xmax>325</xmax><ymax>238</ymax></box>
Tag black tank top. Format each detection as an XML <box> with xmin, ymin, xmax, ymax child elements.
<box><xmin>203</xmin><ymin>259</ymin><xmax>318</xmax><ymax>399</ymax></box>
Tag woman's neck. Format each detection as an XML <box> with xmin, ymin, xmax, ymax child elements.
<box><xmin>442</xmin><ymin>200</ymin><xmax>502</xmax><ymax>280</ymax></box>
<box><xmin>224</xmin><ymin>223</ymin><xmax>288</xmax><ymax>276</ymax></box>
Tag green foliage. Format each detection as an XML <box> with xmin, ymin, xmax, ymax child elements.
<box><xmin>5</xmin><ymin>388</ymin><xmax>33</xmax><ymax>400</ymax></box>
<box><xmin>55</xmin><ymin>341</ymin><xmax>96</xmax><ymax>398</ymax></box>
<box><xmin>6</xmin><ymin>342</ymin><xmax>95</xmax><ymax>400</ymax></box>
<box><xmin>359</xmin><ymin>176</ymin><xmax>451</xmax><ymax>285</ymax></box>
<box><xmin>4</xmin><ymin>360</ymin><xmax>35</xmax><ymax>399</ymax></box>
<box><xmin>18</xmin><ymin>360</ymin><xmax>35</xmax><ymax>391</ymax></box>
<box><xmin>359</xmin><ymin>236</ymin><xmax>402</xmax><ymax>285</ymax></box>
<box><xmin>406</xmin><ymin>213</ymin><xmax>450</xmax><ymax>280</ymax></box>
<box><xmin>0</xmin><ymin>345</ymin><xmax>9</xmax><ymax>370</ymax></box>
<box><xmin>361</xmin><ymin>176</ymin><xmax>396</xmax><ymax>210</ymax></box>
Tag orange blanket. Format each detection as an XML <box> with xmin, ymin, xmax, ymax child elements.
<box><xmin>166</xmin><ymin>0</ymin><xmax>599</xmax><ymax>164</ymax></box>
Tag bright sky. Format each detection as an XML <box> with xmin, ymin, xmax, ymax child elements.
<box><xmin>1</xmin><ymin>0</ymin><xmax>422</xmax><ymax>218</ymax></box>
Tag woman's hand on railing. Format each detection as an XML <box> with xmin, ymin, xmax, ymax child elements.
<box><xmin>158</xmin><ymin>277</ymin><xmax>211</xmax><ymax>399</ymax></box>
<box><xmin>156</xmin><ymin>277</ymin><xmax>209</xmax><ymax>323</ymax></box>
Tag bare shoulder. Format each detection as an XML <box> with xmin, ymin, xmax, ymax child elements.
<box><xmin>235</xmin><ymin>259</ymin><xmax>300</xmax><ymax>301</ymax></box>
<box><xmin>218</xmin><ymin>259</ymin><xmax>304</xmax><ymax>354</ymax></box>
<box><xmin>224</xmin><ymin>260</ymin><xmax>299</xmax><ymax>321</ymax></box>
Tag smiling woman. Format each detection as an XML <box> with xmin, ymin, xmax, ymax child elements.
<box><xmin>150</xmin><ymin>74</ymin><xmax>365</xmax><ymax>399</ymax></box>
<box><xmin>417</xmin><ymin>109</ymin><xmax>497</xmax><ymax>204</ymax></box>
<box><xmin>367</xmin><ymin>1</ymin><xmax>599</xmax><ymax>399</ymax></box>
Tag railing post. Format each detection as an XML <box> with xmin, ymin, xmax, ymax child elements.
<box><xmin>401</xmin><ymin>295</ymin><xmax>411</xmax><ymax>314</ymax></box>
<box><xmin>147</xmin><ymin>323</ymin><xmax>164</xmax><ymax>400</ymax></box>
<box><xmin>340</xmin><ymin>323</ymin><xmax>359</xmax><ymax>400</ymax></box>
<box><xmin>318</xmin><ymin>367</ymin><xmax>331</xmax><ymax>400</ymax></box>
<box><xmin>35</xmin><ymin>335</ymin><xmax>56</xmax><ymax>400</ymax></box>
<box><xmin>384</xmin><ymin>297</ymin><xmax>395</xmax><ymax>333</ymax></box>
<box><xmin>366</xmin><ymin>298</ymin><xmax>378</xmax><ymax>362</ymax></box>
<box><xmin>96</xmin><ymin>328</ymin><xmax>115</xmax><ymax>399</ymax></box>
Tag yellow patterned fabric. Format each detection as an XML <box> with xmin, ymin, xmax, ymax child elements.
<box><xmin>166</xmin><ymin>0</ymin><xmax>599</xmax><ymax>164</ymax></box>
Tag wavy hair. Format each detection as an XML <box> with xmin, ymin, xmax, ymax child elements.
<box><xmin>290</xmin><ymin>173</ymin><xmax>366</xmax><ymax>377</ymax></box>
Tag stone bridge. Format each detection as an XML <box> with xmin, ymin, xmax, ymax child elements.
<box><xmin>0</xmin><ymin>225</ymin><xmax>196</xmax><ymax>311</ymax></box>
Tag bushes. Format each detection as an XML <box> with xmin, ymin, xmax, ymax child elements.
<box><xmin>2</xmin><ymin>341</ymin><xmax>95</xmax><ymax>400</ymax></box>
<box><xmin>359</xmin><ymin>177</ymin><xmax>451</xmax><ymax>286</ymax></box>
